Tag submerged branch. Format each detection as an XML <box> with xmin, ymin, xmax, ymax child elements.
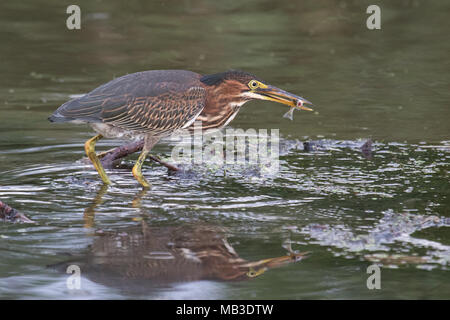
<box><xmin>98</xmin><ymin>139</ymin><xmax>144</xmax><ymax>168</ymax></box>
<box><xmin>0</xmin><ymin>200</ymin><xmax>34</xmax><ymax>223</ymax></box>
<box><xmin>89</xmin><ymin>138</ymin><xmax>373</xmax><ymax>171</ymax></box>
<box><xmin>93</xmin><ymin>139</ymin><xmax>179</xmax><ymax>171</ymax></box>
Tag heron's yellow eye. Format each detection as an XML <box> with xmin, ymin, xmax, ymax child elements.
<box><xmin>248</xmin><ymin>80</ymin><xmax>259</xmax><ymax>89</ymax></box>
<box><xmin>246</xmin><ymin>267</ymin><xmax>264</xmax><ymax>278</ymax></box>
<box><xmin>247</xmin><ymin>270</ymin><xmax>257</xmax><ymax>277</ymax></box>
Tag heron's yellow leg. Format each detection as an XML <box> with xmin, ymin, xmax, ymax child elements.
<box><xmin>132</xmin><ymin>150</ymin><xmax>150</xmax><ymax>188</ymax></box>
<box><xmin>84</xmin><ymin>134</ymin><xmax>111</xmax><ymax>185</ymax></box>
<box><xmin>83</xmin><ymin>184</ymin><xmax>109</xmax><ymax>228</ymax></box>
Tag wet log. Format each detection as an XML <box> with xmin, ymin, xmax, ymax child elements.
<box><xmin>97</xmin><ymin>138</ymin><xmax>374</xmax><ymax>169</ymax></box>
<box><xmin>0</xmin><ymin>200</ymin><xmax>34</xmax><ymax>223</ymax></box>
<box><xmin>98</xmin><ymin>139</ymin><xmax>144</xmax><ymax>168</ymax></box>
<box><xmin>303</xmin><ymin>139</ymin><xmax>373</xmax><ymax>159</ymax></box>
<box><xmin>360</xmin><ymin>139</ymin><xmax>373</xmax><ymax>159</ymax></box>
<box><xmin>97</xmin><ymin>139</ymin><xmax>179</xmax><ymax>171</ymax></box>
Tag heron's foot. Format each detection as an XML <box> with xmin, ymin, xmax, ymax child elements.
<box><xmin>132</xmin><ymin>150</ymin><xmax>151</xmax><ymax>188</ymax></box>
<box><xmin>131</xmin><ymin>188</ymin><xmax>149</xmax><ymax>208</ymax></box>
<box><xmin>83</xmin><ymin>184</ymin><xmax>109</xmax><ymax>228</ymax></box>
<box><xmin>84</xmin><ymin>134</ymin><xmax>112</xmax><ymax>185</ymax></box>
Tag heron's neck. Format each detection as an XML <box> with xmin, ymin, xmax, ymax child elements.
<box><xmin>195</xmin><ymin>86</ymin><xmax>247</xmax><ymax>130</ymax></box>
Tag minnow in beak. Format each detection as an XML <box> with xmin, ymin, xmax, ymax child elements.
<box><xmin>252</xmin><ymin>85</ymin><xmax>313</xmax><ymax>111</ymax></box>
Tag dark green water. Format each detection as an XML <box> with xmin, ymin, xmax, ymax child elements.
<box><xmin>0</xmin><ymin>0</ymin><xmax>449</xmax><ymax>299</ymax></box>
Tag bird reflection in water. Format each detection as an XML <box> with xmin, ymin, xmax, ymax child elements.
<box><xmin>67</xmin><ymin>186</ymin><xmax>309</xmax><ymax>288</ymax></box>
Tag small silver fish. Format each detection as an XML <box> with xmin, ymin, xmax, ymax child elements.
<box><xmin>283</xmin><ymin>107</ymin><xmax>295</xmax><ymax>120</ymax></box>
<box><xmin>283</xmin><ymin>99</ymin><xmax>307</xmax><ymax>121</ymax></box>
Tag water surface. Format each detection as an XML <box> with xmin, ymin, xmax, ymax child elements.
<box><xmin>0</xmin><ymin>0</ymin><xmax>449</xmax><ymax>299</ymax></box>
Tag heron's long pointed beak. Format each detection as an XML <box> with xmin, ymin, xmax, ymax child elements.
<box><xmin>254</xmin><ymin>85</ymin><xmax>313</xmax><ymax>111</ymax></box>
<box><xmin>242</xmin><ymin>251</ymin><xmax>311</xmax><ymax>278</ymax></box>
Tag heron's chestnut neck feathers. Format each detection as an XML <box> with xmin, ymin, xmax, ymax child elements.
<box><xmin>196</xmin><ymin>80</ymin><xmax>249</xmax><ymax>130</ymax></box>
<box><xmin>194</xmin><ymin>70</ymin><xmax>264</xmax><ymax>130</ymax></box>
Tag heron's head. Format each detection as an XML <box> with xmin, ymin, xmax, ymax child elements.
<box><xmin>200</xmin><ymin>70</ymin><xmax>313</xmax><ymax>110</ymax></box>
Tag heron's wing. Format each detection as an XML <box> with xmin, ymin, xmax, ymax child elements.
<box><xmin>49</xmin><ymin>71</ymin><xmax>206</xmax><ymax>135</ymax></box>
<box><xmin>101</xmin><ymin>86</ymin><xmax>206</xmax><ymax>135</ymax></box>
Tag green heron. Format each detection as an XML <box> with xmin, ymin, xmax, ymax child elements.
<box><xmin>52</xmin><ymin>221</ymin><xmax>309</xmax><ymax>283</ymax></box>
<box><xmin>49</xmin><ymin>70</ymin><xmax>312</xmax><ymax>187</ymax></box>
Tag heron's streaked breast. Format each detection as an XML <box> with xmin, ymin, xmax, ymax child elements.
<box><xmin>195</xmin><ymin>99</ymin><xmax>247</xmax><ymax>130</ymax></box>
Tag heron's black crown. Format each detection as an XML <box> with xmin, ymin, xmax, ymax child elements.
<box><xmin>200</xmin><ymin>70</ymin><xmax>263</xmax><ymax>86</ymax></box>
